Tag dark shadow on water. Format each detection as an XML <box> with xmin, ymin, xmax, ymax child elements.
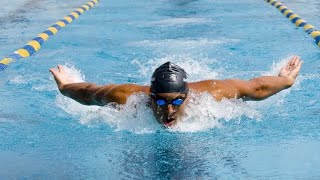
<box><xmin>156</xmin><ymin>0</ymin><xmax>199</xmax><ymax>18</ymax></box>
<box><xmin>118</xmin><ymin>133</ymin><xmax>250</xmax><ymax>179</ymax></box>
<box><xmin>168</xmin><ymin>0</ymin><xmax>199</xmax><ymax>6</ymax></box>
<box><xmin>0</xmin><ymin>0</ymin><xmax>43</xmax><ymax>29</ymax></box>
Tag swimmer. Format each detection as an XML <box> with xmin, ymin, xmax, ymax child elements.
<box><xmin>50</xmin><ymin>56</ymin><xmax>303</xmax><ymax>127</ymax></box>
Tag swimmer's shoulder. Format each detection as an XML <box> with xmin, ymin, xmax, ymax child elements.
<box><xmin>101</xmin><ymin>84</ymin><xmax>150</xmax><ymax>104</ymax></box>
<box><xmin>188</xmin><ymin>80</ymin><xmax>238</xmax><ymax>100</ymax></box>
<box><xmin>188</xmin><ymin>80</ymin><xmax>222</xmax><ymax>92</ymax></box>
<box><xmin>111</xmin><ymin>84</ymin><xmax>150</xmax><ymax>93</ymax></box>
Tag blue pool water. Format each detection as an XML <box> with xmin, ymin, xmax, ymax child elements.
<box><xmin>1</xmin><ymin>0</ymin><xmax>320</xmax><ymax>178</ymax></box>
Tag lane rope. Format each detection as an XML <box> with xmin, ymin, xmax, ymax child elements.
<box><xmin>0</xmin><ymin>0</ymin><xmax>100</xmax><ymax>71</ymax></box>
<box><xmin>265</xmin><ymin>0</ymin><xmax>320</xmax><ymax>47</ymax></box>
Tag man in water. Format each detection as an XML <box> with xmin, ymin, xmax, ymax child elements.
<box><xmin>50</xmin><ymin>56</ymin><xmax>303</xmax><ymax>126</ymax></box>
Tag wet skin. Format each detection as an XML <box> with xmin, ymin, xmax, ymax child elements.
<box><xmin>150</xmin><ymin>93</ymin><xmax>188</xmax><ymax>126</ymax></box>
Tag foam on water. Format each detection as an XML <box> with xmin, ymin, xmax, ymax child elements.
<box><xmin>56</xmin><ymin>90</ymin><xmax>261</xmax><ymax>134</ymax></box>
<box><xmin>9</xmin><ymin>75</ymin><xmax>28</xmax><ymax>85</ymax></box>
<box><xmin>170</xmin><ymin>92</ymin><xmax>261</xmax><ymax>133</ymax></box>
<box><xmin>8</xmin><ymin>63</ymin><xmax>85</xmax><ymax>92</ymax></box>
<box><xmin>8</xmin><ymin>70</ymin><xmax>56</xmax><ymax>92</ymax></box>
<box><xmin>56</xmin><ymin>92</ymin><xmax>162</xmax><ymax>134</ymax></box>
<box><xmin>263</xmin><ymin>55</ymin><xmax>294</xmax><ymax>76</ymax></box>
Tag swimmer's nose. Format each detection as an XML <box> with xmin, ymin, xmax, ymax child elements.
<box><xmin>167</xmin><ymin>104</ymin><xmax>175</xmax><ymax>115</ymax></box>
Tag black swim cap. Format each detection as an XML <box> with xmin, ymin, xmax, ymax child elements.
<box><xmin>150</xmin><ymin>62</ymin><xmax>188</xmax><ymax>94</ymax></box>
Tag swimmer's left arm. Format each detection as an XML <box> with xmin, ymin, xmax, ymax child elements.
<box><xmin>231</xmin><ymin>56</ymin><xmax>303</xmax><ymax>100</ymax></box>
<box><xmin>225</xmin><ymin>76</ymin><xmax>293</xmax><ymax>100</ymax></box>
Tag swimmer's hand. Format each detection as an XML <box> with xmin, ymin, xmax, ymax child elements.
<box><xmin>49</xmin><ymin>65</ymin><xmax>77</xmax><ymax>88</ymax></box>
<box><xmin>278</xmin><ymin>56</ymin><xmax>303</xmax><ymax>86</ymax></box>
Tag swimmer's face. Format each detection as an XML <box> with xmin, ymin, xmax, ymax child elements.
<box><xmin>150</xmin><ymin>92</ymin><xmax>188</xmax><ymax>127</ymax></box>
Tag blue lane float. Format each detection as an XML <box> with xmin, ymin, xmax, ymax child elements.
<box><xmin>265</xmin><ymin>0</ymin><xmax>320</xmax><ymax>47</ymax></box>
<box><xmin>0</xmin><ymin>0</ymin><xmax>100</xmax><ymax>72</ymax></box>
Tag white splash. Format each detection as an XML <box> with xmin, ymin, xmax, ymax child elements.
<box><xmin>56</xmin><ymin>92</ymin><xmax>163</xmax><ymax>134</ymax></box>
<box><xmin>59</xmin><ymin>63</ymin><xmax>85</xmax><ymax>83</ymax></box>
<box><xmin>56</xmin><ymin>90</ymin><xmax>261</xmax><ymax>133</ymax></box>
<box><xmin>262</xmin><ymin>56</ymin><xmax>292</xmax><ymax>76</ymax></box>
<box><xmin>171</xmin><ymin>92</ymin><xmax>261</xmax><ymax>132</ymax></box>
<box><xmin>132</xmin><ymin>54</ymin><xmax>219</xmax><ymax>82</ymax></box>
<box><xmin>9</xmin><ymin>75</ymin><xmax>27</xmax><ymax>84</ymax></box>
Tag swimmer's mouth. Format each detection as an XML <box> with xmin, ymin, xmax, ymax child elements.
<box><xmin>164</xmin><ymin>118</ymin><xmax>176</xmax><ymax>126</ymax></box>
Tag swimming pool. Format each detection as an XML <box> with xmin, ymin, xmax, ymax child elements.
<box><xmin>1</xmin><ymin>0</ymin><xmax>320</xmax><ymax>178</ymax></box>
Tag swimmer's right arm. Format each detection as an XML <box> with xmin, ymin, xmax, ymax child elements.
<box><xmin>49</xmin><ymin>65</ymin><xmax>114</xmax><ymax>105</ymax></box>
<box><xmin>50</xmin><ymin>65</ymin><xmax>148</xmax><ymax>105</ymax></box>
<box><xmin>58</xmin><ymin>83</ymin><xmax>147</xmax><ymax>105</ymax></box>
<box><xmin>57</xmin><ymin>82</ymin><xmax>117</xmax><ymax>105</ymax></box>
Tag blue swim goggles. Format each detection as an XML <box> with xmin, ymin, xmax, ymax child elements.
<box><xmin>151</xmin><ymin>94</ymin><xmax>186</xmax><ymax>106</ymax></box>
<box><xmin>156</xmin><ymin>98</ymin><xmax>184</xmax><ymax>106</ymax></box>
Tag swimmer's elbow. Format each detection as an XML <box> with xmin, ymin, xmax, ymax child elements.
<box><xmin>247</xmin><ymin>79</ymin><xmax>274</xmax><ymax>100</ymax></box>
<box><xmin>93</xmin><ymin>88</ymin><xmax>127</xmax><ymax>105</ymax></box>
<box><xmin>241</xmin><ymin>79</ymin><xmax>268</xmax><ymax>100</ymax></box>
